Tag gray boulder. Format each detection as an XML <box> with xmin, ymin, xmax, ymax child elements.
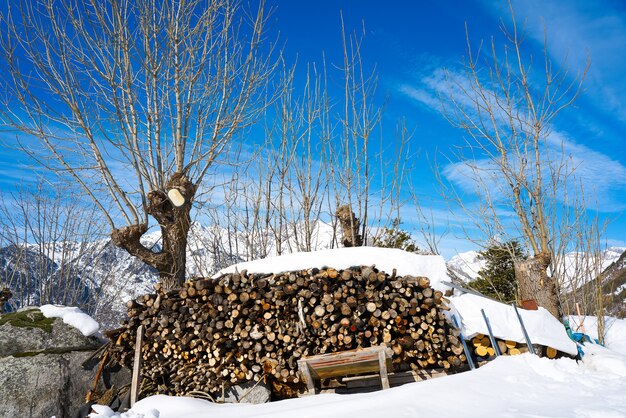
<box><xmin>0</xmin><ymin>307</ymin><xmax>128</xmax><ymax>418</ymax></box>
<box><xmin>0</xmin><ymin>307</ymin><xmax>102</xmax><ymax>357</ymax></box>
<box><xmin>223</xmin><ymin>379</ymin><xmax>271</xmax><ymax>404</ymax></box>
<box><xmin>0</xmin><ymin>350</ymin><xmax>96</xmax><ymax>418</ymax></box>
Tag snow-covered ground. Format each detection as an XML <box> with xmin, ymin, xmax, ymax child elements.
<box><xmin>91</xmin><ymin>343</ymin><xmax>626</xmax><ymax>418</ymax></box>
<box><xmin>89</xmin><ymin>247</ymin><xmax>626</xmax><ymax>418</ymax></box>
<box><xmin>569</xmin><ymin>315</ymin><xmax>626</xmax><ymax>355</ymax></box>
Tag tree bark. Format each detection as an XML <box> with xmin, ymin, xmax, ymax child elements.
<box><xmin>111</xmin><ymin>172</ymin><xmax>196</xmax><ymax>290</ymax></box>
<box><xmin>514</xmin><ymin>252</ymin><xmax>561</xmax><ymax>319</ymax></box>
<box><xmin>336</xmin><ymin>205</ymin><xmax>363</xmax><ymax>247</ymax></box>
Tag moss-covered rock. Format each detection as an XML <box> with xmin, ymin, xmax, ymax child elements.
<box><xmin>0</xmin><ymin>307</ymin><xmax>101</xmax><ymax>358</ymax></box>
<box><xmin>0</xmin><ymin>307</ymin><xmax>55</xmax><ymax>332</ymax></box>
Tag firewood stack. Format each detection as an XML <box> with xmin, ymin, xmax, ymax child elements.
<box><xmin>471</xmin><ymin>334</ymin><xmax>525</xmax><ymax>358</ymax></box>
<box><xmin>470</xmin><ymin>334</ymin><xmax>561</xmax><ymax>362</ymax></box>
<box><xmin>105</xmin><ymin>266</ymin><xmax>466</xmax><ymax>399</ymax></box>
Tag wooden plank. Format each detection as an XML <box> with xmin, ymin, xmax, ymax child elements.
<box><xmin>301</xmin><ymin>346</ymin><xmax>392</xmax><ymax>378</ymax></box>
<box><xmin>297</xmin><ymin>359</ymin><xmax>316</xmax><ymax>395</ymax></box>
<box><xmin>311</xmin><ymin>359</ymin><xmax>388</xmax><ymax>379</ymax></box>
<box><xmin>378</xmin><ymin>349</ymin><xmax>390</xmax><ymax>389</ymax></box>
<box><xmin>344</xmin><ymin>369</ymin><xmax>450</xmax><ymax>390</ymax></box>
<box><xmin>130</xmin><ymin>325</ymin><xmax>144</xmax><ymax>407</ymax></box>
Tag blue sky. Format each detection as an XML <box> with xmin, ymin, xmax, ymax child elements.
<box><xmin>1</xmin><ymin>0</ymin><xmax>625</xmax><ymax>258</ymax></box>
<box><xmin>266</xmin><ymin>0</ymin><xmax>626</xmax><ymax>256</ymax></box>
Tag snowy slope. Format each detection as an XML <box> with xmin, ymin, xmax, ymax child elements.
<box><xmin>446</xmin><ymin>250</ymin><xmax>485</xmax><ymax>282</ymax></box>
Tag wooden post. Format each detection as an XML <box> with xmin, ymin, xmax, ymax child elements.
<box><xmin>378</xmin><ymin>349</ymin><xmax>390</xmax><ymax>390</ymax></box>
<box><xmin>575</xmin><ymin>303</ymin><xmax>586</xmax><ymax>334</ymax></box>
<box><xmin>297</xmin><ymin>360</ymin><xmax>316</xmax><ymax>395</ymax></box>
<box><xmin>130</xmin><ymin>325</ymin><xmax>144</xmax><ymax>407</ymax></box>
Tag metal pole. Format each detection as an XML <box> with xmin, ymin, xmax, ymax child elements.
<box><xmin>481</xmin><ymin>309</ymin><xmax>501</xmax><ymax>356</ymax></box>
<box><xmin>452</xmin><ymin>314</ymin><xmax>475</xmax><ymax>370</ymax></box>
<box><xmin>512</xmin><ymin>304</ymin><xmax>535</xmax><ymax>355</ymax></box>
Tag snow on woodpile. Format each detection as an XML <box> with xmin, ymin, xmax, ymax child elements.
<box><xmin>215</xmin><ymin>247</ymin><xmax>453</xmax><ymax>292</ymax></box>
<box><xmin>39</xmin><ymin>304</ymin><xmax>100</xmax><ymax>336</ymax></box>
<box><xmin>449</xmin><ymin>294</ymin><xmax>578</xmax><ymax>355</ymax></box>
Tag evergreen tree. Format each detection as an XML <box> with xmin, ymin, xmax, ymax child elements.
<box><xmin>469</xmin><ymin>240</ymin><xmax>526</xmax><ymax>302</ymax></box>
<box><xmin>373</xmin><ymin>219</ymin><xmax>419</xmax><ymax>253</ymax></box>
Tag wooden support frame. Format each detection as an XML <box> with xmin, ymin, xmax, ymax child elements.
<box><xmin>297</xmin><ymin>346</ymin><xmax>393</xmax><ymax>395</ymax></box>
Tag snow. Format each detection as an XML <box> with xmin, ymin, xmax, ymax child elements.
<box><xmin>448</xmin><ymin>293</ymin><xmax>579</xmax><ymax>355</ymax></box>
<box><xmin>39</xmin><ymin>304</ymin><xmax>100</xmax><ymax>336</ymax></box>
<box><xmin>215</xmin><ymin>246</ymin><xmax>453</xmax><ymax>292</ymax></box>
<box><xmin>89</xmin><ymin>349</ymin><xmax>626</xmax><ymax>418</ymax></box>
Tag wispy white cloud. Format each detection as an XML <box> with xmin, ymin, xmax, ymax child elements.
<box><xmin>397</xmin><ymin>64</ymin><xmax>626</xmax><ymax>212</ymax></box>
<box><xmin>442</xmin><ymin>133</ymin><xmax>626</xmax><ymax>212</ymax></box>
<box><xmin>481</xmin><ymin>0</ymin><xmax>626</xmax><ymax>122</ymax></box>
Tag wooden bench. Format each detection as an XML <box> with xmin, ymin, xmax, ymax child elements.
<box><xmin>297</xmin><ymin>346</ymin><xmax>393</xmax><ymax>395</ymax></box>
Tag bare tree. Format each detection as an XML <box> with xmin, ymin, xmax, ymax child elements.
<box><xmin>0</xmin><ymin>0</ymin><xmax>277</xmax><ymax>290</ymax></box>
<box><xmin>0</xmin><ymin>181</ymin><xmax>117</xmax><ymax>319</ymax></box>
<box><xmin>439</xmin><ymin>7</ymin><xmax>591</xmax><ymax>318</ymax></box>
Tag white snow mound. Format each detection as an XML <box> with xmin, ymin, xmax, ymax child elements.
<box><xmin>581</xmin><ymin>344</ymin><xmax>626</xmax><ymax>377</ymax></box>
<box><xmin>449</xmin><ymin>293</ymin><xmax>578</xmax><ymax>356</ymax></box>
<box><xmin>40</xmin><ymin>304</ymin><xmax>100</xmax><ymax>337</ymax></box>
<box><xmin>215</xmin><ymin>246</ymin><xmax>452</xmax><ymax>292</ymax></box>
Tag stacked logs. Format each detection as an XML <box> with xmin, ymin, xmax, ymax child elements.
<box><xmin>471</xmin><ymin>334</ymin><xmax>526</xmax><ymax>359</ymax></box>
<box><xmin>105</xmin><ymin>266</ymin><xmax>466</xmax><ymax>398</ymax></box>
<box><xmin>470</xmin><ymin>334</ymin><xmax>560</xmax><ymax>361</ymax></box>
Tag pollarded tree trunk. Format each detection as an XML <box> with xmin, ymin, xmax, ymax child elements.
<box><xmin>336</xmin><ymin>204</ymin><xmax>363</xmax><ymax>248</ymax></box>
<box><xmin>514</xmin><ymin>252</ymin><xmax>562</xmax><ymax>319</ymax></box>
<box><xmin>111</xmin><ymin>173</ymin><xmax>197</xmax><ymax>291</ymax></box>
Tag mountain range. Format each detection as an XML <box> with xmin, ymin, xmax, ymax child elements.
<box><xmin>1</xmin><ymin>221</ymin><xmax>624</xmax><ymax>328</ymax></box>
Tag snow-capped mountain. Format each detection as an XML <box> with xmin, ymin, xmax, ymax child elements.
<box><xmin>0</xmin><ymin>221</ymin><xmax>340</xmax><ymax>328</ymax></box>
<box><xmin>446</xmin><ymin>251</ymin><xmax>486</xmax><ymax>282</ymax></box>
<box><xmin>586</xmin><ymin>249</ymin><xmax>626</xmax><ymax>317</ymax></box>
<box><xmin>445</xmin><ymin>248</ymin><xmax>626</xmax><ymax>289</ymax></box>
<box><xmin>3</xmin><ymin>220</ymin><xmax>624</xmax><ymax>328</ymax></box>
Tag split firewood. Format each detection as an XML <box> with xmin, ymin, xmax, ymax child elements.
<box><xmin>105</xmin><ymin>265</ymin><xmax>466</xmax><ymax>399</ymax></box>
